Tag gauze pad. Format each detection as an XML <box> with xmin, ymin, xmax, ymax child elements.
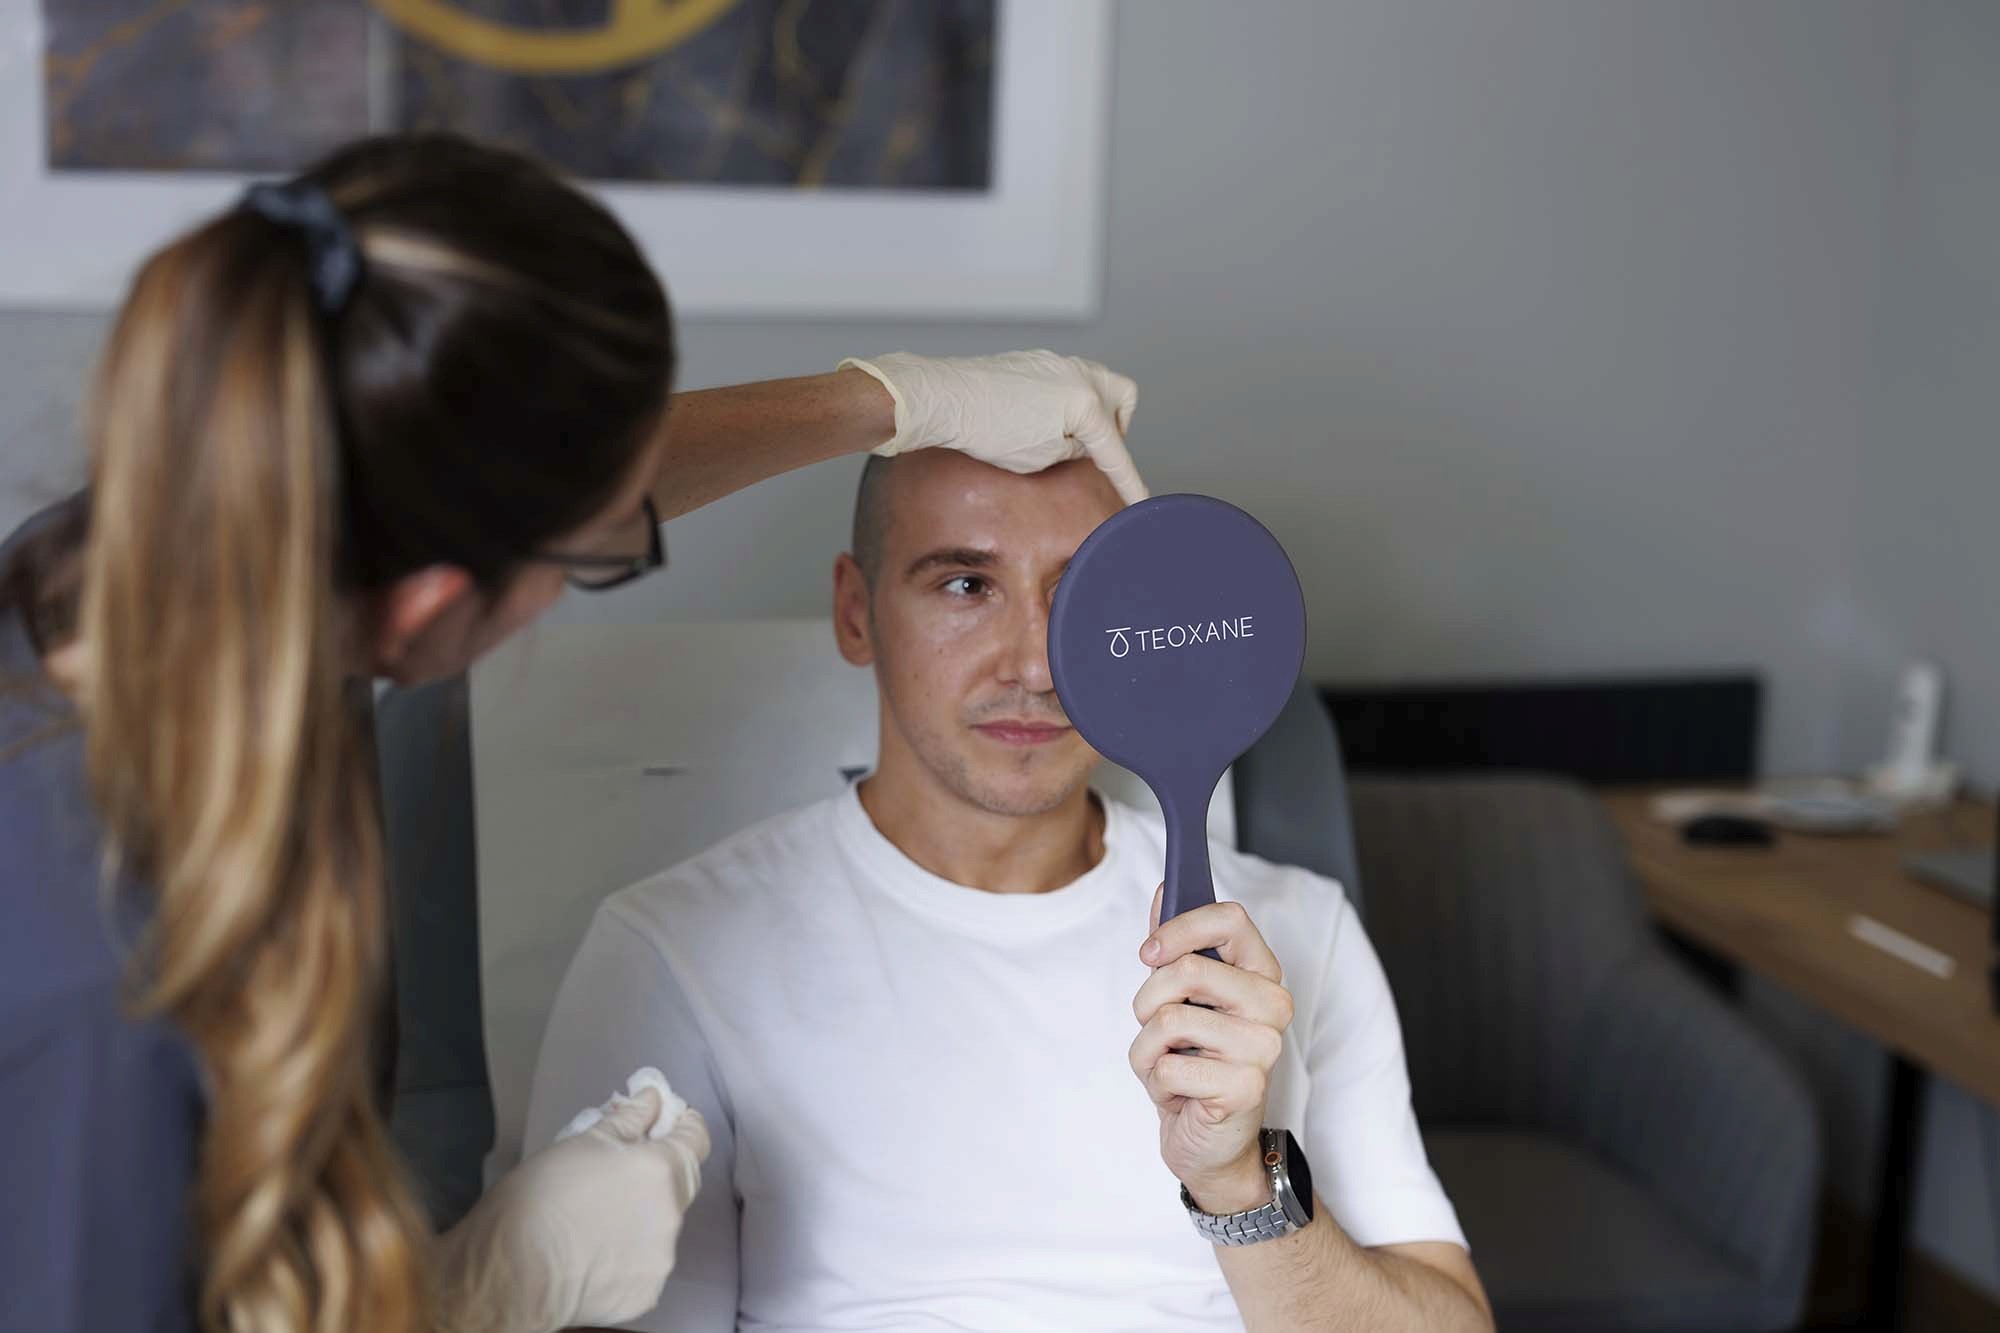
<box><xmin>554</xmin><ymin>1066</ymin><xmax>690</xmax><ymax>1144</ymax></box>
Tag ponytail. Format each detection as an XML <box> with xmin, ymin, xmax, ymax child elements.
<box><xmin>80</xmin><ymin>213</ymin><xmax>428</xmax><ymax>1332</ymax></box>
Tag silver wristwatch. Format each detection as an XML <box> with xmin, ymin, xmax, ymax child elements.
<box><xmin>1181</xmin><ymin>1127</ymin><xmax>1316</xmax><ymax>1246</ymax></box>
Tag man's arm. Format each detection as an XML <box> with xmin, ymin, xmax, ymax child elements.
<box><xmin>1199</xmin><ymin>1181</ymin><xmax>1490</xmax><ymax>1331</ymax></box>
<box><xmin>1129</xmin><ymin>896</ymin><xmax>1492</xmax><ymax>1333</ymax></box>
<box><xmin>525</xmin><ymin>904</ymin><xmax>741</xmax><ymax>1333</ymax></box>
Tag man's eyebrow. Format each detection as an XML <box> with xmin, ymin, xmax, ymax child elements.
<box><xmin>903</xmin><ymin>546</ymin><xmax>999</xmax><ymax>579</ymax></box>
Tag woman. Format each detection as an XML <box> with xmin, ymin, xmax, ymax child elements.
<box><xmin>0</xmin><ymin>132</ymin><xmax>1141</xmax><ymax>1333</ymax></box>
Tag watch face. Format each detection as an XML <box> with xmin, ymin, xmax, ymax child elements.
<box><xmin>1280</xmin><ymin>1130</ymin><xmax>1315</xmax><ymax>1224</ymax></box>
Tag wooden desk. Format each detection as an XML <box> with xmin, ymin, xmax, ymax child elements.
<box><xmin>1603</xmin><ymin>792</ymin><xmax>2000</xmax><ymax>1106</ymax></box>
<box><xmin>1602</xmin><ymin>790</ymin><xmax>2000</xmax><ymax>1330</ymax></box>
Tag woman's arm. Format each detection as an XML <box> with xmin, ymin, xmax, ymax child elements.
<box><xmin>650</xmin><ymin>351</ymin><xmax>1147</xmax><ymax>521</ymax></box>
<box><xmin>651</xmin><ymin>370</ymin><xmax>893</xmax><ymax>521</ymax></box>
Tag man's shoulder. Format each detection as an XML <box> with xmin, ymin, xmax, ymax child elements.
<box><xmin>598</xmin><ymin>792</ymin><xmax>850</xmax><ymax>934</ymax></box>
<box><xmin>1213</xmin><ymin>839</ymin><xmax>1351</xmax><ymax>921</ymax></box>
<box><xmin>1106</xmin><ymin>795</ymin><xmax>1352</xmax><ymax>922</ymax></box>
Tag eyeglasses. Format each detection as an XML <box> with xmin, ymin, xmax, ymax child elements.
<box><xmin>525</xmin><ymin>494</ymin><xmax>667</xmax><ymax>592</ymax></box>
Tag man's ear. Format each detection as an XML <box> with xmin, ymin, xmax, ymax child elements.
<box><xmin>831</xmin><ymin>553</ymin><xmax>876</xmax><ymax>667</ymax></box>
<box><xmin>371</xmin><ymin>565</ymin><xmax>475</xmax><ymax>677</ymax></box>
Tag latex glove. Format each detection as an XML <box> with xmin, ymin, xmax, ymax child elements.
<box><xmin>434</xmin><ymin>1070</ymin><xmax>710</xmax><ymax>1333</ymax></box>
<box><xmin>840</xmin><ymin>349</ymin><xmax>1147</xmax><ymax>503</ymax></box>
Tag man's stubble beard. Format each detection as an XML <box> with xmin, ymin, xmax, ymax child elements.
<box><xmin>876</xmin><ymin>655</ymin><xmax>1096</xmax><ymax>818</ymax></box>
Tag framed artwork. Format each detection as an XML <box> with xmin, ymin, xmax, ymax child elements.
<box><xmin>1</xmin><ymin>0</ymin><xmax>1110</xmax><ymax>317</ymax></box>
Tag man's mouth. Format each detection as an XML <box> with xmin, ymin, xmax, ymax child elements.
<box><xmin>972</xmin><ymin>719</ymin><xmax>1074</xmax><ymax>747</ymax></box>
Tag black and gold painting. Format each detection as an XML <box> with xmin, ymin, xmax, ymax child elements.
<box><xmin>44</xmin><ymin>0</ymin><xmax>997</xmax><ymax>190</ymax></box>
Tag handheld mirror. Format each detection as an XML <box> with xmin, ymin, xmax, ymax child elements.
<box><xmin>1049</xmin><ymin>494</ymin><xmax>1307</xmax><ymax>937</ymax></box>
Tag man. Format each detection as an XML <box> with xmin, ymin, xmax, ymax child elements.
<box><xmin>525</xmin><ymin>451</ymin><xmax>1491</xmax><ymax>1332</ymax></box>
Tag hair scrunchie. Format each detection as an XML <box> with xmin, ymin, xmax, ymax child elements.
<box><xmin>242</xmin><ymin>180</ymin><xmax>363</xmax><ymax>315</ymax></box>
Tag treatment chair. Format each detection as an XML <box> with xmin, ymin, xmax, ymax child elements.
<box><xmin>375</xmin><ymin>676</ymin><xmax>490</xmax><ymax>1227</ymax></box>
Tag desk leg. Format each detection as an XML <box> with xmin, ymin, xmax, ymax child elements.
<box><xmin>1865</xmin><ymin>1055</ymin><xmax>1928</xmax><ymax>1331</ymax></box>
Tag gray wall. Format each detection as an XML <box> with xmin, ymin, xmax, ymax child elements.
<box><xmin>554</xmin><ymin>0</ymin><xmax>1907</xmax><ymax>791</ymax></box>
<box><xmin>1826</xmin><ymin>0</ymin><xmax>2000</xmax><ymax>1301</ymax></box>
<box><xmin>6</xmin><ymin>0</ymin><xmax>1998</xmax><ymax>1303</ymax></box>
<box><xmin>4</xmin><ymin>0</ymin><xmax>1907</xmax><ymax>778</ymax></box>
<box><xmin>1838</xmin><ymin>0</ymin><xmax>2000</xmax><ymax>779</ymax></box>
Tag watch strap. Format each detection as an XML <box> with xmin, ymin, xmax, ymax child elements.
<box><xmin>1179</xmin><ymin>1183</ymin><xmax>1295</xmax><ymax>1246</ymax></box>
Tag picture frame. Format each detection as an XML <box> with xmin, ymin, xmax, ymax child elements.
<box><xmin>0</xmin><ymin>0</ymin><xmax>1110</xmax><ymax>319</ymax></box>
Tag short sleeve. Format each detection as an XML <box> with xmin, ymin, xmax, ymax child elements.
<box><xmin>0</xmin><ymin>983</ymin><xmax>203</xmax><ymax>1332</ymax></box>
<box><xmin>1299</xmin><ymin>897</ymin><xmax>1468</xmax><ymax>1251</ymax></box>
<box><xmin>524</xmin><ymin>904</ymin><xmax>739</xmax><ymax>1333</ymax></box>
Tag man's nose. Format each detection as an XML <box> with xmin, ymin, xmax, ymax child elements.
<box><xmin>1001</xmin><ymin>596</ymin><xmax>1055</xmax><ymax>695</ymax></box>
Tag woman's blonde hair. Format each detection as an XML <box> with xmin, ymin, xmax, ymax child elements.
<box><xmin>76</xmin><ymin>134</ymin><xmax>673</xmax><ymax>1332</ymax></box>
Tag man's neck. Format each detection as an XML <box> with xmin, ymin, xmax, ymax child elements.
<box><xmin>857</xmin><ymin>766</ymin><xmax>1104</xmax><ymax>896</ymax></box>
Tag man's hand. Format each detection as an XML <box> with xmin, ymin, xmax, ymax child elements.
<box><xmin>1128</xmin><ymin>887</ymin><xmax>1295</xmax><ymax>1214</ymax></box>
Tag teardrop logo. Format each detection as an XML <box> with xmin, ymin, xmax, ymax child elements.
<box><xmin>1103</xmin><ymin>617</ymin><xmax>1256</xmax><ymax>657</ymax></box>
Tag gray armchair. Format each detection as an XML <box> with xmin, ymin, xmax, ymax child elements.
<box><xmin>1342</xmin><ymin>776</ymin><xmax>1820</xmax><ymax>1332</ymax></box>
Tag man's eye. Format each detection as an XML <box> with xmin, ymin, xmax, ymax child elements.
<box><xmin>942</xmin><ymin>575</ymin><xmax>989</xmax><ymax>597</ymax></box>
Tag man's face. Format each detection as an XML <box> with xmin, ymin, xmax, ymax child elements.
<box><xmin>834</xmin><ymin>452</ymin><xmax>1123</xmax><ymax>817</ymax></box>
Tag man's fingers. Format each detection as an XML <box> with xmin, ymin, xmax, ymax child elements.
<box><xmin>1149</xmin><ymin>882</ymin><xmax>1163</xmax><ymax>934</ymax></box>
<box><xmin>1129</xmin><ymin>1003</ymin><xmax>1285</xmax><ymax>1079</ymax></box>
<box><xmin>1141</xmin><ymin>900</ymin><xmax>1282</xmax><ymax>982</ymax></box>
<box><xmin>1143</xmin><ymin>1053</ymin><xmax>1266</xmax><ymax>1114</ymax></box>
<box><xmin>1133</xmin><ymin>952</ymin><xmax>1295</xmax><ymax>1031</ymax></box>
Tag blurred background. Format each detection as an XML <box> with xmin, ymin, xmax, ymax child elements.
<box><xmin>5</xmin><ymin>2</ymin><xmax>1997</xmax><ymax>1329</ymax></box>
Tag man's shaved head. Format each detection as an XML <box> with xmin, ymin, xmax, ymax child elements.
<box><xmin>851</xmin><ymin>454</ymin><xmax>897</xmax><ymax>587</ymax></box>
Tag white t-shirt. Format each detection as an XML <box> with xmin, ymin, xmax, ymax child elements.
<box><xmin>525</xmin><ymin>785</ymin><xmax>1464</xmax><ymax>1333</ymax></box>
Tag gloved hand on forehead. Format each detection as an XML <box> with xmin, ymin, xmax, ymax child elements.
<box><xmin>433</xmin><ymin>1067</ymin><xmax>709</xmax><ymax>1333</ymax></box>
<box><xmin>840</xmin><ymin>349</ymin><xmax>1147</xmax><ymax>505</ymax></box>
